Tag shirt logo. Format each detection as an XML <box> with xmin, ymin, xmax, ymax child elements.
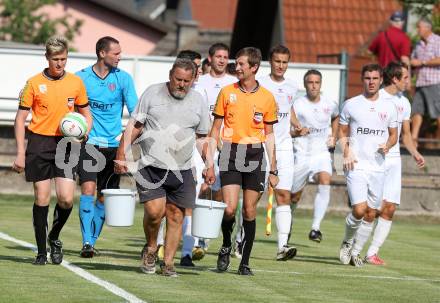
<box><xmin>357</xmin><ymin>127</ymin><xmax>385</xmax><ymax>136</ymax></box>
<box><xmin>397</xmin><ymin>106</ymin><xmax>404</xmax><ymax>113</ymax></box>
<box><xmin>108</xmin><ymin>83</ymin><xmax>116</xmax><ymax>92</ymax></box>
<box><xmin>278</xmin><ymin>88</ymin><xmax>284</xmax><ymax>93</ymax></box>
<box><xmin>215</xmin><ymin>84</ymin><xmax>220</xmax><ymax>88</ymax></box>
<box><xmin>378</xmin><ymin>112</ymin><xmax>388</xmax><ymax>122</ymax></box>
<box><xmin>39</xmin><ymin>84</ymin><xmax>47</xmax><ymax>94</ymax></box>
<box><xmin>229</xmin><ymin>93</ymin><xmax>237</xmax><ymax>103</ymax></box>
<box><xmin>323</xmin><ymin>107</ymin><xmax>331</xmax><ymax>114</ymax></box>
<box><xmin>67</xmin><ymin>98</ymin><xmax>75</xmax><ymax>107</ymax></box>
<box><xmin>253</xmin><ymin>112</ymin><xmax>263</xmax><ymax>123</ymax></box>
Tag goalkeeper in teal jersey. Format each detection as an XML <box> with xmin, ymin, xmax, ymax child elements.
<box><xmin>76</xmin><ymin>36</ymin><xmax>138</xmax><ymax>257</ymax></box>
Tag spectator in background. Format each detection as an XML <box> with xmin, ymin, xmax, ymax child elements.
<box><xmin>410</xmin><ymin>18</ymin><xmax>440</xmax><ymax>147</ymax></box>
<box><xmin>368</xmin><ymin>11</ymin><xmax>411</xmax><ymax>68</ymax></box>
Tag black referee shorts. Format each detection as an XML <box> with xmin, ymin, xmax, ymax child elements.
<box><xmin>77</xmin><ymin>143</ymin><xmax>120</xmax><ymax>198</ymax></box>
<box><xmin>218</xmin><ymin>142</ymin><xmax>267</xmax><ymax>192</ymax></box>
<box><xmin>25</xmin><ymin>131</ymin><xmax>78</xmax><ymax>182</ymax></box>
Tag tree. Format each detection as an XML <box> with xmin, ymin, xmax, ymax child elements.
<box><xmin>400</xmin><ymin>0</ymin><xmax>440</xmax><ymax>34</ymax></box>
<box><xmin>0</xmin><ymin>0</ymin><xmax>83</xmax><ymax>45</ymax></box>
<box><xmin>400</xmin><ymin>0</ymin><xmax>439</xmax><ymax>18</ymax></box>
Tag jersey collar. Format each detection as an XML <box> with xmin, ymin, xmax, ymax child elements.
<box><xmin>238</xmin><ymin>80</ymin><xmax>260</xmax><ymax>94</ymax></box>
<box><xmin>43</xmin><ymin>68</ymin><xmax>66</xmax><ymax>81</ymax></box>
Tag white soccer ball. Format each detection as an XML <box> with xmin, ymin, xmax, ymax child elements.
<box><xmin>59</xmin><ymin>112</ymin><xmax>87</xmax><ymax>138</ymax></box>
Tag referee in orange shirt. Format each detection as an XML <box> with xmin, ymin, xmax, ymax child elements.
<box><xmin>13</xmin><ymin>36</ymin><xmax>92</xmax><ymax>265</ymax></box>
<box><xmin>205</xmin><ymin>47</ymin><xmax>279</xmax><ymax>275</ymax></box>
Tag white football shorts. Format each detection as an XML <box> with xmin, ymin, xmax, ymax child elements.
<box><xmin>275</xmin><ymin>149</ymin><xmax>294</xmax><ymax>191</ymax></box>
<box><xmin>345</xmin><ymin>169</ymin><xmax>385</xmax><ymax>209</ymax></box>
<box><xmin>382</xmin><ymin>156</ymin><xmax>402</xmax><ymax>205</ymax></box>
<box><xmin>291</xmin><ymin>152</ymin><xmax>332</xmax><ymax>193</ymax></box>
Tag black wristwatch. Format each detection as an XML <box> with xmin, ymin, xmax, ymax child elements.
<box><xmin>269</xmin><ymin>170</ymin><xmax>278</xmax><ymax>176</ymax></box>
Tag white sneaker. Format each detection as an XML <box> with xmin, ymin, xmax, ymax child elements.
<box><xmin>276</xmin><ymin>245</ymin><xmax>297</xmax><ymax>261</ymax></box>
<box><xmin>339</xmin><ymin>241</ymin><xmax>352</xmax><ymax>265</ymax></box>
<box><xmin>350</xmin><ymin>254</ymin><xmax>364</xmax><ymax>267</ymax></box>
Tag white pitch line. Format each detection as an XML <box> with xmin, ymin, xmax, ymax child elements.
<box><xmin>0</xmin><ymin>232</ymin><xmax>146</xmax><ymax>303</ymax></box>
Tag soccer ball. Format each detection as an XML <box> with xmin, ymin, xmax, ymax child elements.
<box><xmin>59</xmin><ymin>112</ymin><xmax>87</xmax><ymax>138</ymax></box>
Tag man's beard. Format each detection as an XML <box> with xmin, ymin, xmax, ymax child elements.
<box><xmin>170</xmin><ymin>89</ymin><xmax>187</xmax><ymax>100</ymax></box>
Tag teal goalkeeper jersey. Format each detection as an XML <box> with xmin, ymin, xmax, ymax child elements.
<box><xmin>76</xmin><ymin>66</ymin><xmax>138</xmax><ymax>147</ymax></box>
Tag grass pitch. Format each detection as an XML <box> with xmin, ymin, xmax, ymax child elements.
<box><xmin>0</xmin><ymin>194</ymin><xmax>439</xmax><ymax>303</ymax></box>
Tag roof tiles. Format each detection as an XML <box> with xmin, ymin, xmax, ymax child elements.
<box><xmin>283</xmin><ymin>0</ymin><xmax>401</xmax><ymax>63</ymax></box>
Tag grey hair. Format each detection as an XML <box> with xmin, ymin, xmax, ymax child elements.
<box><xmin>418</xmin><ymin>17</ymin><xmax>433</xmax><ymax>29</ymax></box>
<box><xmin>45</xmin><ymin>36</ymin><xmax>68</xmax><ymax>55</ymax></box>
<box><xmin>171</xmin><ymin>58</ymin><xmax>196</xmax><ymax>78</ymax></box>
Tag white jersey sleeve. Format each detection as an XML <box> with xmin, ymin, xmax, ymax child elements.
<box><xmin>331</xmin><ymin>98</ymin><xmax>340</xmax><ymax>118</ymax></box>
<box><xmin>339</xmin><ymin>101</ymin><xmax>350</xmax><ymax>125</ymax></box>
<box><xmin>379</xmin><ymin>89</ymin><xmax>404</xmax><ymax>157</ymax></box>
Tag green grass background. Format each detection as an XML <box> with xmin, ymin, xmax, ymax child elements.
<box><xmin>0</xmin><ymin>194</ymin><xmax>439</xmax><ymax>303</ymax></box>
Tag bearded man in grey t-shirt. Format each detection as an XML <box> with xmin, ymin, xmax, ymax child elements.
<box><xmin>115</xmin><ymin>58</ymin><xmax>210</xmax><ymax>277</ymax></box>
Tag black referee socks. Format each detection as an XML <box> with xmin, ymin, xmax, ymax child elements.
<box><xmin>221</xmin><ymin>216</ymin><xmax>235</xmax><ymax>248</ymax></box>
<box><xmin>48</xmin><ymin>203</ymin><xmax>73</xmax><ymax>241</ymax></box>
<box><xmin>241</xmin><ymin>219</ymin><xmax>256</xmax><ymax>267</ymax></box>
<box><xmin>33</xmin><ymin>204</ymin><xmax>49</xmax><ymax>255</ymax></box>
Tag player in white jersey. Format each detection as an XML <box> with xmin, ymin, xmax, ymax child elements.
<box><xmin>338</xmin><ymin>64</ymin><xmax>398</xmax><ymax>267</ymax></box>
<box><xmin>257</xmin><ymin>45</ymin><xmax>299</xmax><ymax>260</ymax></box>
<box><xmin>179</xmin><ymin>44</ymin><xmax>237</xmax><ymax>265</ymax></box>
<box><xmin>290</xmin><ymin>69</ymin><xmax>339</xmax><ymax>245</ymax></box>
<box><xmin>364</xmin><ymin>62</ymin><xmax>425</xmax><ymax>265</ymax></box>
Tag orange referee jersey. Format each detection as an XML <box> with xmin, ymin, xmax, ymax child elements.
<box><xmin>213</xmin><ymin>82</ymin><xmax>278</xmax><ymax>144</ymax></box>
<box><xmin>19</xmin><ymin>71</ymin><xmax>88</xmax><ymax>136</ymax></box>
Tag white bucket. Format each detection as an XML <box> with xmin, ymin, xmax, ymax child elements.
<box><xmin>102</xmin><ymin>189</ymin><xmax>136</xmax><ymax>227</ymax></box>
<box><xmin>192</xmin><ymin>199</ymin><xmax>227</xmax><ymax>239</ymax></box>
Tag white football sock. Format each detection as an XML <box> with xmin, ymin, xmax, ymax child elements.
<box><xmin>276</xmin><ymin>205</ymin><xmax>292</xmax><ymax>250</ymax></box>
<box><xmin>157</xmin><ymin>217</ymin><xmax>165</xmax><ymax>246</ymax></box>
<box><xmin>351</xmin><ymin>220</ymin><xmax>374</xmax><ymax>256</ymax></box>
<box><xmin>367</xmin><ymin>217</ymin><xmax>392</xmax><ymax>257</ymax></box>
<box><xmin>343</xmin><ymin>213</ymin><xmax>362</xmax><ymax>244</ymax></box>
<box><xmin>181</xmin><ymin>215</ymin><xmax>194</xmax><ymax>257</ymax></box>
<box><xmin>312</xmin><ymin>185</ymin><xmax>331</xmax><ymax>231</ymax></box>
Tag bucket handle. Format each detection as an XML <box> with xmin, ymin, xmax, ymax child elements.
<box><xmin>105</xmin><ymin>172</ymin><xmax>136</xmax><ymax>196</ymax></box>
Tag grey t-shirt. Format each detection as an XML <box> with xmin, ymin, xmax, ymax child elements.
<box><xmin>131</xmin><ymin>82</ymin><xmax>210</xmax><ymax>170</ymax></box>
